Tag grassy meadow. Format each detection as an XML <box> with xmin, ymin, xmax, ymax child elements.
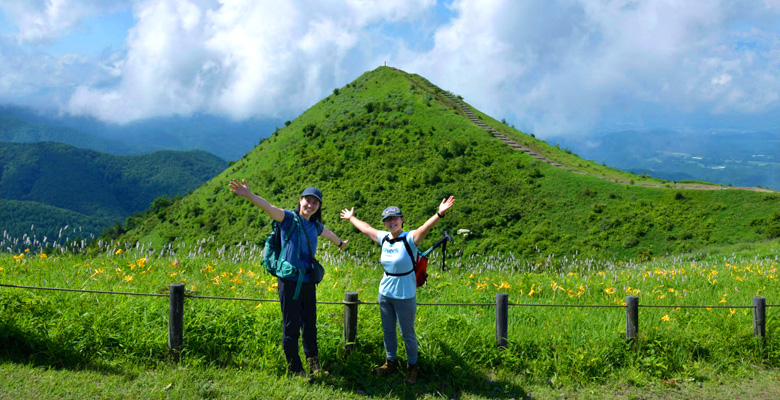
<box><xmin>1</xmin><ymin>237</ymin><xmax>779</xmax><ymax>399</ymax></box>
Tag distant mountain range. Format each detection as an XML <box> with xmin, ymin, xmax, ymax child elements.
<box><xmin>554</xmin><ymin>130</ymin><xmax>780</xmax><ymax>191</ymax></box>
<box><xmin>0</xmin><ymin>105</ymin><xmax>283</xmax><ymax>162</ymax></box>
<box><xmin>0</xmin><ymin>141</ymin><xmax>226</xmax><ymax>241</ymax></box>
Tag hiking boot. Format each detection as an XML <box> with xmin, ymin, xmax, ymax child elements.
<box><xmin>373</xmin><ymin>359</ymin><xmax>399</xmax><ymax>377</ymax></box>
<box><xmin>404</xmin><ymin>363</ymin><xmax>420</xmax><ymax>385</ymax></box>
<box><xmin>307</xmin><ymin>356</ymin><xmax>327</xmax><ymax>377</ymax></box>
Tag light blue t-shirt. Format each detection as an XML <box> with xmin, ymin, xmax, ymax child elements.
<box><xmin>376</xmin><ymin>230</ymin><xmax>418</xmax><ymax>299</ymax></box>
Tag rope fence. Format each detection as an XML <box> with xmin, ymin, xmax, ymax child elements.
<box><xmin>0</xmin><ymin>283</ymin><xmax>773</xmax><ymax>361</ymax></box>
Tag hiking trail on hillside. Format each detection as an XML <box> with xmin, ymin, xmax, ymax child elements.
<box><xmin>396</xmin><ymin>69</ymin><xmax>774</xmax><ymax>193</ymax></box>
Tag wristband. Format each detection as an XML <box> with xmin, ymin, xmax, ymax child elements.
<box><xmin>436</xmin><ymin>212</ymin><xmax>444</xmax><ymax>218</ymax></box>
<box><xmin>338</xmin><ymin>240</ymin><xmax>344</xmax><ymax>248</ymax></box>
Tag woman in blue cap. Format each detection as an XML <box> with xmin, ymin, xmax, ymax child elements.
<box><xmin>229</xmin><ymin>179</ymin><xmax>347</xmax><ymax>378</ymax></box>
<box><xmin>340</xmin><ymin>196</ymin><xmax>455</xmax><ymax>385</ymax></box>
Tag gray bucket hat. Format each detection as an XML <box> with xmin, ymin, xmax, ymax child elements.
<box><xmin>381</xmin><ymin>206</ymin><xmax>403</xmax><ymax>221</ymax></box>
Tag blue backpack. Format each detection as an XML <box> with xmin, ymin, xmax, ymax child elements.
<box><xmin>263</xmin><ymin>216</ymin><xmax>305</xmax><ymax>300</ymax></box>
<box><xmin>262</xmin><ymin>213</ymin><xmax>323</xmax><ymax>300</ymax></box>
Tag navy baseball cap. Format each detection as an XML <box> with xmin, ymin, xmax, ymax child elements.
<box><xmin>381</xmin><ymin>206</ymin><xmax>403</xmax><ymax>221</ymax></box>
<box><xmin>301</xmin><ymin>187</ymin><xmax>323</xmax><ymax>203</ymax></box>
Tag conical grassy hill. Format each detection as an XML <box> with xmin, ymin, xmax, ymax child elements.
<box><xmin>117</xmin><ymin>67</ymin><xmax>780</xmax><ymax>260</ymax></box>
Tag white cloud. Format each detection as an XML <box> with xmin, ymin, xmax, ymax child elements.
<box><xmin>1</xmin><ymin>0</ymin><xmax>779</xmax><ymax>131</ymax></box>
<box><xmin>0</xmin><ymin>0</ymin><xmax>129</xmax><ymax>43</ymax></box>
<box><xmin>403</xmin><ymin>0</ymin><xmax>780</xmax><ymax>136</ymax></box>
<box><xmin>67</xmin><ymin>0</ymin><xmax>435</xmax><ymax>123</ymax></box>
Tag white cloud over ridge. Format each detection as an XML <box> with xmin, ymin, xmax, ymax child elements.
<box><xmin>0</xmin><ymin>0</ymin><xmax>779</xmax><ymax>134</ymax></box>
<box><xmin>403</xmin><ymin>0</ymin><xmax>780</xmax><ymax>136</ymax></box>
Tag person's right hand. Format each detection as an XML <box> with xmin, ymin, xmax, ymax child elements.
<box><xmin>340</xmin><ymin>207</ymin><xmax>354</xmax><ymax>220</ymax></box>
<box><xmin>229</xmin><ymin>179</ymin><xmax>251</xmax><ymax>197</ymax></box>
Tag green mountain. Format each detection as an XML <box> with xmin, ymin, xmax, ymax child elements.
<box><xmin>0</xmin><ymin>141</ymin><xmax>227</xmax><ymax>241</ymax></box>
<box><xmin>118</xmin><ymin>67</ymin><xmax>780</xmax><ymax>260</ymax></box>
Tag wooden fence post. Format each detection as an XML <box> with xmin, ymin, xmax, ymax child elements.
<box><xmin>168</xmin><ymin>283</ymin><xmax>185</xmax><ymax>362</ymax></box>
<box><xmin>753</xmin><ymin>296</ymin><xmax>766</xmax><ymax>341</ymax></box>
<box><xmin>496</xmin><ymin>292</ymin><xmax>508</xmax><ymax>347</ymax></box>
<box><xmin>626</xmin><ymin>296</ymin><xmax>639</xmax><ymax>340</ymax></box>
<box><xmin>344</xmin><ymin>291</ymin><xmax>359</xmax><ymax>356</ymax></box>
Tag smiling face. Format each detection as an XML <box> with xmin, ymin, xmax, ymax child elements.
<box><xmin>298</xmin><ymin>195</ymin><xmax>321</xmax><ymax>219</ymax></box>
<box><xmin>382</xmin><ymin>215</ymin><xmax>404</xmax><ymax>235</ymax></box>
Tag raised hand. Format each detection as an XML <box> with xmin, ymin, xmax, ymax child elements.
<box><xmin>340</xmin><ymin>207</ymin><xmax>355</xmax><ymax>220</ymax></box>
<box><xmin>229</xmin><ymin>179</ymin><xmax>251</xmax><ymax>197</ymax></box>
<box><xmin>438</xmin><ymin>196</ymin><xmax>455</xmax><ymax>215</ymax></box>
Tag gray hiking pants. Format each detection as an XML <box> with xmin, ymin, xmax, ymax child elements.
<box><xmin>378</xmin><ymin>294</ymin><xmax>418</xmax><ymax>365</ymax></box>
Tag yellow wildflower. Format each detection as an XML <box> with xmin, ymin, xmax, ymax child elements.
<box><xmin>123</xmin><ymin>276</ymin><xmax>133</xmax><ymax>282</ymax></box>
<box><xmin>496</xmin><ymin>281</ymin><xmax>511</xmax><ymax>290</ymax></box>
<box><xmin>40</xmin><ymin>253</ymin><xmax>47</xmax><ymax>258</ymax></box>
<box><xmin>604</xmin><ymin>287</ymin><xmax>616</xmax><ymax>295</ymax></box>
<box><xmin>137</xmin><ymin>258</ymin><xmax>147</xmax><ymax>267</ymax></box>
<box><xmin>661</xmin><ymin>315</ymin><xmax>670</xmax><ymax>322</ymax></box>
<box><xmin>115</xmin><ymin>249</ymin><xmax>122</xmax><ymax>254</ymax></box>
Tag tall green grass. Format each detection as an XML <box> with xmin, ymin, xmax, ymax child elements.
<box><xmin>2</xmin><ymin>238</ymin><xmax>779</xmax><ymax>395</ymax></box>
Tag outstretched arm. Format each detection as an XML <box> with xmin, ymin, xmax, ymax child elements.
<box><xmin>340</xmin><ymin>207</ymin><xmax>381</xmax><ymax>244</ymax></box>
<box><xmin>320</xmin><ymin>227</ymin><xmax>348</xmax><ymax>251</ymax></box>
<box><xmin>413</xmin><ymin>196</ymin><xmax>455</xmax><ymax>246</ymax></box>
<box><xmin>228</xmin><ymin>179</ymin><xmax>285</xmax><ymax>222</ymax></box>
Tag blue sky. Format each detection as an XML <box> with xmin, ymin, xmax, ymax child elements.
<box><xmin>1</xmin><ymin>0</ymin><xmax>780</xmax><ymax>140</ymax></box>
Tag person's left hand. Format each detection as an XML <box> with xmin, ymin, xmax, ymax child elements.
<box><xmin>340</xmin><ymin>207</ymin><xmax>355</xmax><ymax>220</ymax></box>
<box><xmin>438</xmin><ymin>196</ymin><xmax>455</xmax><ymax>216</ymax></box>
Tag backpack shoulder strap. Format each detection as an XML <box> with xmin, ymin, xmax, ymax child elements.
<box><xmin>400</xmin><ymin>235</ymin><xmax>416</xmax><ymax>270</ymax></box>
<box><xmin>381</xmin><ymin>232</ymin><xmax>416</xmax><ymax>277</ymax></box>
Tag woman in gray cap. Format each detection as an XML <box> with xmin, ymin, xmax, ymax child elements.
<box><xmin>229</xmin><ymin>179</ymin><xmax>347</xmax><ymax>378</ymax></box>
<box><xmin>340</xmin><ymin>196</ymin><xmax>455</xmax><ymax>385</ymax></box>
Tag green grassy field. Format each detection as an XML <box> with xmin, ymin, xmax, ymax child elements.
<box><xmin>1</xmin><ymin>238</ymin><xmax>779</xmax><ymax>398</ymax></box>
